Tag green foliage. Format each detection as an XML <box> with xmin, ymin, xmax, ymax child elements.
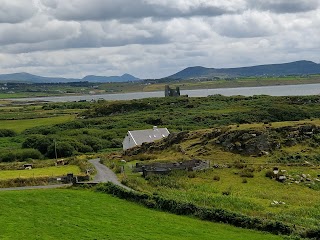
<box><xmin>0</xmin><ymin>148</ymin><xmax>42</xmax><ymax>162</ymax></box>
<box><xmin>47</xmin><ymin>141</ymin><xmax>74</xmax><ymax>158</ymax></box>
<box><xmin>5</xmin><ymin>94</ymin><xmax>320</xmax><ymax>160</ymax></box>
<box><xmin>0</xmin><ymin>129</ymin><xmax>16</xmax><ymax>137</ymax></box>
<box><xmin>146</xmin><ymin>175</ymin><xmax>183</xmax><ymax>189</ymax></box>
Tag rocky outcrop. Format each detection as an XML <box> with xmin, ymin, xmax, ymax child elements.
<box><xmin>215</xmin><ymin>124</ymin><xmax>320</xmax><ymax>156</ymax></box>
<box><xmin>216</xmin><ymin>130</ymin><xmax>280</xmax><ymax>156</ymax></box>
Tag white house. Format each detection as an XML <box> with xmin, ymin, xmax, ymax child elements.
<box><xmin>122</xmin><ymin>126</ymin><xmax>170</xmax><ymax>150</ymax></box>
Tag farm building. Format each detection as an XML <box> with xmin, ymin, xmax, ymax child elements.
<box><xmin>122</xmin><ymin>126</ymin><xmax>170</xmax><ymax>150</ymax></box>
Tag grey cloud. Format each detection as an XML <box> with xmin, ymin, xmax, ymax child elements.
<box><xmin>0</xmin><ymin>0</ymin><xmax>37</xmax><ymax>23</ymax></box>
<box><xmin>248</xmin><ymin>0</ymin><xmax>319</xmax><ymax>13</ymax></box>
<box><xmin>40</xmin><ymin>0</ymin><xmax>236</xmax><ymax>21</ymax></box>
<box><xmin>0</xmin><ymin>17</ymin><xmax>80</xmax><ymax>45</ymax></box>
<box><xmin>1</xmin><ymin>21</ymin><xmax>169</xmax><ymax>54</ymax></box>
<box><xmin>1</xmin><ymin>0</ymin><xmax>320</xmax><ymax>79</ymax></box>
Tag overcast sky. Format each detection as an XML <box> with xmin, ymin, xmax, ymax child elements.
<box><xmin>0</xmin><ymin>0</ymin><xmax>319</xmax><ymax>79</ymax></box>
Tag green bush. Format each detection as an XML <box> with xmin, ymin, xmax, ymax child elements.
<box><xmin>0</xmin><ymin>129</ymin><xmax>17</xmax><ymax>137</ymax></box>
<box><xmin>47</xmin><ymin>142</ymin><xmax>75</xmax><ymax>158</ymax></box>
<box><xmin>0</xmin><ymin>148</ymin><xmax>42</xmax><ymax>162</ymax></box>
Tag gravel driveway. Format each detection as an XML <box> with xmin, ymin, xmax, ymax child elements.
<box><xmin>89</xmin><ymin>158</ymin><xmax>131</xmax><ymax>191</ymax></box>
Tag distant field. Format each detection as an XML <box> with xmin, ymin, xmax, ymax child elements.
<box><xmin>143</xmin><ymin>76</ymin><xmax>320</xmax><ymax>92</ymax></box>
<box><xmin>0</xmin><ymin>165</ymin><xmax>81</xmax><ymax>180</ymax></box>
<box><xmin>0</xmin><ymin>115</ymin><xmax>75</xmax><ymax>132</ymax></box>
<box><xmin>0</xmin><ymin>189</ymin><xmax>283</xmax><ymax>240</ymax></box>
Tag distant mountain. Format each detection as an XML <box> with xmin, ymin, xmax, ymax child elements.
<box><xmin>82</xmin><ymin>74</ymin><xmax>140</xmax><ymax>82</ymax></box>
<box><xmin>167</xmin><ymin>61</ymin><xmax>320</xmax><ymax>80</ymax></box>
<box><xmin>0</xmin><ymin>72</ymin><xmax>140</xmax><ymax>83</ymax></box>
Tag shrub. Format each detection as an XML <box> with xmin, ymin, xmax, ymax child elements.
<box><xmin>20</xmin><ymin>148</ymin><xmax>43</xmax><ymax>160</ymax></box>
<box><xmin>188</xmin><ymin>172</ymin><xmax>196</xmax><ymax>178</ymax></box>
<box><xmin>22</xmin><ymin>135</ymin><xmax>53</xmax><ymax>154</ymax></box>
<box><xmin>0</xmin><ymin>129</ymin><xmax>16</xmax><ymax>137</ymax></box>
<box><xmin>265</xmin><ymin>170</ymin><xmax>274</xmax><ymax>179</ymax></box>
<box><xmin>0</xmin><ymin>149</ymin><xmax>42</xmax><ymax>162</ymax></box>
<box><xmin>242</xmin><ymin>178</ymin><xmax>248</xmax><ymax>183</ymax></box>
<box><xmin>47</xmin><ymin>141</ymin><xmax>75</xmax><ymax>158</ymax></box>
<box><xmin>222</xmin><ymin>187</ymin><xmax>232</xmax><ymax>196</ymax></box>
<box><xmin>213</xmin><ymin>175</ymin><xmax>220</xmax><ymax>181</ymax></box>
<box><xmin>239</xmin><ymin>170</ymin><xmax>254</xmax><ymax>178</ymax></box>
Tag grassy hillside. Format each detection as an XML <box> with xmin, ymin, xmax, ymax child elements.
<box><xmin>107</xmin><ymin>121</ymin><xmax>320</xmax><ymax>233</ymax></box>
<box><xmin>0</xmin><ymin>189</ymin><xmax>282</xmax><ymax>240</ymax></box>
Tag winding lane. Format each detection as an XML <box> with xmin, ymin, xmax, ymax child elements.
<box><xmin>88</xmin><ymin>158</ymin><xmax>131</xmax><ymax>191</ymax></box>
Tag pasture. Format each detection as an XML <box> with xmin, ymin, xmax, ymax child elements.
<box><xmin>0</xmin><ymin>115</ymin><xmax>76</xmax><ymax>133</ymax></box>
<box><xmin>0</xmin><ymin>165</ymin><xmax>80</xmax><ymax>180</ymax></box>
<box><xmin>0</xmin><ymin>189</ymin><xmax>283</xmax><ymax>240</ymax></box>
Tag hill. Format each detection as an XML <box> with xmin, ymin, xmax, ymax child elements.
<box><xmin>167</xmin><ymin>60</ymin><xmax>320</xmax><ymax>79</ymax></box>
<box><xmin>0</xmin><ymin>72</ymin><xmax>140</xmax><ymax>83</ymax></box>
<box><xmin>82</xmin><ymin>73</ymin><xmax>140</xmax><ymax>82</ymax></box>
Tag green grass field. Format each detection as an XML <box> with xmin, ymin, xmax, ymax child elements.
<box><xmin>0</xmin><ymin>189</ymin><xmax>283</xmax><ymax>240</ymax></box>
<box><xmin>0</xmin><ymin>165</ymin><xmax>80</xmax><ymax>180</ymax></box>
<box><xmin>0</xmin><ymin>115</ymin><xmax>75</xmax><ymax>132</ymax></box>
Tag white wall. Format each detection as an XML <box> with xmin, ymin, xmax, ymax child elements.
<box><xmin>122</xmin><ymin>134</ymin><xmax>137</xmax><ymax>150</ymax></box>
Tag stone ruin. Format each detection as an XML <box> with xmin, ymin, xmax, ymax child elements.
<box><xmin>133</xmin><ymin>159</ymin><xmax>209</xmax><ymax>178</ymax></box>
<box><xmin>165</xmin><ymin>85</ymin><xmax>180</xmax><ymax>97</ymax></box>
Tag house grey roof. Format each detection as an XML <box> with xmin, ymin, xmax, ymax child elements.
<box><xmin>128</xmin><ymin>127</ymin><xmax>170</xmax><ymax>146</ymax></box>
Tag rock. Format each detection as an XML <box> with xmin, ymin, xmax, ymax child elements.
<box><xmin>302</xmin><ymin>174</ymin><xmax>307</xmax><ymax>178</ymax></box>
<box><xmin>277</xmin><ymin>175</ymin><xmax>287</xmax><ymax>182</ymax></box>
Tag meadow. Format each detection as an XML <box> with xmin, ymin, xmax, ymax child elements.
<box><xmin>0</xmin><ymin>188</ymin><xmax>283</xmax><ymax>240</ymax></box>
<box><xmin>0</xmin><ymin>165</ymin><xmax>80</xmax><ymax>180</ymax></box>
<box><xmin>0</xmin><ymin>115</ymin><xmax>75</xmax><ymax>132</ymax></box>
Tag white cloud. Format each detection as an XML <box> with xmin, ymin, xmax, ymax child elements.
<box><xmin>212</xmin><ymin>10</ymin><xmax>280</xmax><ymax>38</ymax></box>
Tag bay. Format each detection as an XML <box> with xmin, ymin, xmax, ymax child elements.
<box><xmin>8</xmin><ymin>83</ymin><xmax>320</xmax><ymax>103</ymax></box>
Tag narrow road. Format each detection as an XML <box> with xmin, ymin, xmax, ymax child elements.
<box><xmin>88</xmin><ymin>159</ymin><xmax>132</xmax><ymax>191</ymax></box>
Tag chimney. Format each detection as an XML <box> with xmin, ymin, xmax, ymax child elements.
<box><xmin>153</xmin><ymin>126</ymin><xmax>158</xmax><ymax>131</ymax></box>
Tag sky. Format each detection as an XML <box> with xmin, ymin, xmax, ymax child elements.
<box><xmin>0</xmin><ymin>0</ymin><xmax>320</xmax><ymax>79</ymax></box>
